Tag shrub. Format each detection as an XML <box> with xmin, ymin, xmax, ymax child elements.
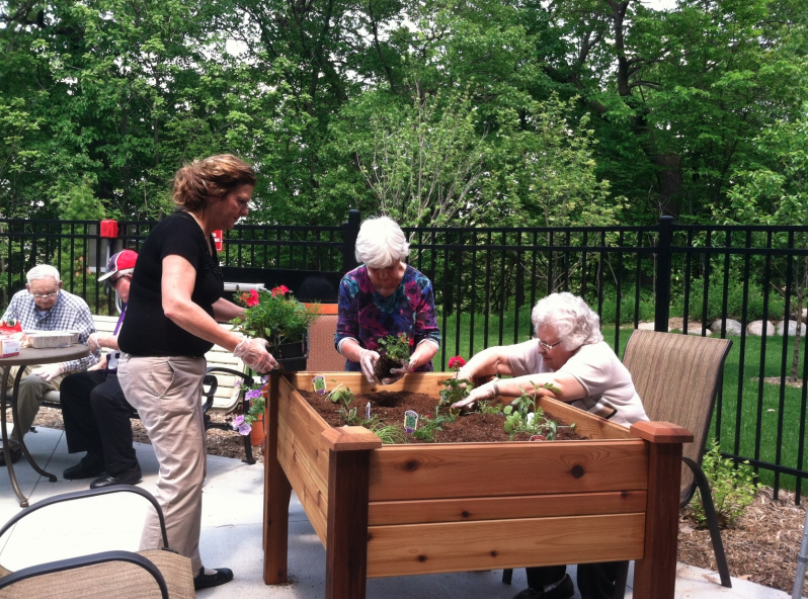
<box><xmin>688</xmin><ymin>439</ymin><xmax>758</xmax><ymax>529</ymax></box>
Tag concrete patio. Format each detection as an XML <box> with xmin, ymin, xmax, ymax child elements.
<box><xmin>0</xmin><ymin>426</ymin><xmax>795</xmax><ymax>598</ymax></box>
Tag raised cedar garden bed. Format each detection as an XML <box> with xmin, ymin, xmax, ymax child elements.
<box><xmin>262</xmin><ymin>372</ymin><xmax>692</xmax><ymax>599</ymax></box>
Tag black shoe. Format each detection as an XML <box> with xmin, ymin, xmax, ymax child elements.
<box><xmin>514</xmin><ymin>574</ymin><xmax>575</xmax><ymax>599</ymax></box>
<box><xmin>63</xmin><ymin>454</ymin><xmax>105</xmax><ymax>479</ymax></box>
<box><xmin>0</xmin><ymin>447</ymin><xmax>22</xmax><ymax>467</ymax></box>
<box><xmin>194</xmin><ymin>567</ymin><xmax>233</xmax><ymax>590</ymax></box>
<box><xmin>89</xmin><ymin>465</ymin><xmax>142</xmax><ymax>488</ymax></box>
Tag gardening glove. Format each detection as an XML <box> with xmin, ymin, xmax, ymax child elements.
<box><xmin>234</xmin><ymin>337</ymin><xmax>278</xmax><ymax>374</ymax></box>
<box><xmin>452</xmin><ymin>379</ymin><xmax>499</xmax><ymax>411</ymax></box>
<box><xmin>359</xmin><ymin>349</ymin><xmax>380</xmax><ymax>383</ymax></box>
<box><xmin>382</xmin><ymin>357</ymin><xmax>414</xmax><ymax>385</ymax></box>
<box><xmin>30</xmin><ymin>363</ymin><xmax>66</xmax><ymax>383</ymax></box>
<box><xmin>87</xmin><ymin>332</ymin><xmax>116</xmax><ymax>353</ymax></box>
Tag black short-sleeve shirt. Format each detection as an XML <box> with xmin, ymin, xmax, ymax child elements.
<box><xmin>118</xmin><ymin>212</ymin><xmax>223</xmax><ymax>357</ymax></box>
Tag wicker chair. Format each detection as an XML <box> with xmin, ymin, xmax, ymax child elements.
<box><xmin>0</xmin><ymin>486</ymin><xmax>194</xmax><ymax>598</ymax></box>
<box><xmin>621</xmin><ymin>329</ymin><xmax>734</xmax><ymax>590</ymax></box>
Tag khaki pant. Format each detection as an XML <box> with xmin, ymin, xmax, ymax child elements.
<box><xmin>1</xmin><ymin>365</ymin><xmax>66</xmax><ymax>448</ymax></box>
<box><xmin>118</xmin><ymin>354</ymin><xmax>207</xmax><ymax>574</ymax></box>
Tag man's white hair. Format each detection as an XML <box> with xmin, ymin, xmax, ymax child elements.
<box><xmin>354</xmin><ymin>216</ymin><xmax>410</xmax><ymax>269</ymax></box>
<box><xmin>531</xmin><ymin>292</ymin><xmax>603</xmax><ymax>350</ymax></box>
<box><xmin>26</xmin><ymin>264</ymin><xmax>61</xmax><ymax>284</ymax></box>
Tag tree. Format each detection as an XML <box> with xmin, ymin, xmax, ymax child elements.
<box><xmin>717</xmin><ymin>109</ymin><xmax>808</xmax><ymax>380</ymax></box>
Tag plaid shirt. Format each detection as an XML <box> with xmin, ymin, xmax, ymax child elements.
<box><xmin>2</xmin><ymin>289</ymin><xmax>98</xmax><ymax>372</ymax></box>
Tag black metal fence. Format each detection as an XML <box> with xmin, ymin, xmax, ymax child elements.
<box><xmin>2</xmin><ymin>214</ymin><xmax>808</xmax><ymax>500</ymax></box>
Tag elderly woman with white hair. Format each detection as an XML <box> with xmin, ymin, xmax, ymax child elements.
<box><xmin>335</xmin><ymin>216</ymin><xmax>440</xmax><ymax>383</ymax></box>
<box><xmin>452</xmin><ymin>292</ymin><xmax>648</xmax><ymax>599</ymax></box>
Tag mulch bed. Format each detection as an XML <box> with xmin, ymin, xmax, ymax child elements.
<box><xmin>31</xmin><ymin>406</ymin><xmax>807</xmax><ymax>595</ymax></box>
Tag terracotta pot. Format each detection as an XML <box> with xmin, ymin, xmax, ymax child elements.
<box><xmin>249</xmin><ymin>412</ymin><xmax>265</xmax><ymax>447</ymax></box>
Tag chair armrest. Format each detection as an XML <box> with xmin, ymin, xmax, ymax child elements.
<box><xmin>0</xmin><ymin>485</ymin><xmax>170</xmax><ymax>550</ymax></box>
<box><xmin>0</xmin><ymin>550</ymin><xmax>169</xmax><ymax>599</ymax></box>
<box><xmin>201</xmin><ymin>367</ymin><xmax>254</xmax><ymax>414</ymax></box>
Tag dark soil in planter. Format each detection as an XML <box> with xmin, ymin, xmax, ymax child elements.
<box><xmin>298</xmin><ymin>389</ymin><xmax>586</xmax><ymax>443</ymax></box>
<box><xmin>374</xmin><ymin>355</ymin><xmax>405</xmax><ymax>381</ymax></box>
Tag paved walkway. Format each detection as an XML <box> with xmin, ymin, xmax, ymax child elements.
<box><xmin>0</xmin><ymin>427</ymin><xmax>796</xmax><ymax>598</ymax></box>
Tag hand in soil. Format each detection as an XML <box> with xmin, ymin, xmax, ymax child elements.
<box><xmin>452</xmin><ymin>379</ymin><xmax>498</xmax><ymax>410</ymax></box>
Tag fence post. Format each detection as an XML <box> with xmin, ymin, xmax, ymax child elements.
<box><xmin>342</xmin><ymin>210</ymin><xmax>361</xmax><ymax>273</ymax></box>
<box><xmin>655</xmin><ymin>216</ymin><xmax>674</xmax><ymax>333</ymax></box>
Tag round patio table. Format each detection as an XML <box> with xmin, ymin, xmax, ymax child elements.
<box><xmin>0</xmin><ymin>344</ymin><xmax>90</xmax><ymax>507</ymax></box>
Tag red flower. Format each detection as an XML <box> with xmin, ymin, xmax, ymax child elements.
<box><xmin>448</xmin><ymin>356</ymin><xmax>466</xmax><ymax>370</ymax></box>
<box><xmin>271</xmin><ymin>285</ymin><xmax>290</xmax><ymax>297</ymax></box>
<box><xmin>246</xmin><ymin>289</ymin><xmax>260</xmax><ymax>307</ymax></box>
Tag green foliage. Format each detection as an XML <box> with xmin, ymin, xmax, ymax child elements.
<box><xmin>411</xmin><ymin>414</ymin><xmax>453</xmax><ymax>443</ymax></box>
<box><xmin>377</xmin><ymin>332</ymin><xmax>411</xmax><ymax>363</ymax></box>
<box><xmin>369</xmin><ymin>421</ymin><xmax>408</xmax><ymax>445</ymax></box>
<box><xmin>502</xmin><ymin>383</ymin><xmax>570</xmax><ymax>441</ymax></box>
<box><xmin>689</xmin><ymin>440</ymin><xmax>758</xmax><ymax>529</ymax></box>
<box><xmin>231</xmin><ymin>286</ymin><xmax>321</xmax><ymax>347</ymax></box>
<box><xmin>325</xmin><ymin>385</ymin><xmax>362</xmax><ymax>426</ymax></box>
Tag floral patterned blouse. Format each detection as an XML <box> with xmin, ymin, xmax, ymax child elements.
<box><xmin>335</xmin><ymin>264</ymin><xmax>441</xmax><ymax>372</ymax></box>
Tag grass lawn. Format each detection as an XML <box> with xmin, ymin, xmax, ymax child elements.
<box><xmin>432</xmin><ymin>308</ymin><xmax>808</xmax><ymax>493</ymax></box>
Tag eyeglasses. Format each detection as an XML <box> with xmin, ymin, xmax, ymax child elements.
<box><xmin>537</xmin><ymin>338</ymin><xmax>563</xmax><ymax>351</ymax></box>
<box><xmin>31</xmin><ymin>291</ymin><xmax>58</xmax><ymax>299</ymax></box>
<box><xmin>108</xmin><ymin>275</ymin><xmax>124</xmax><ymax>288</ymax></box>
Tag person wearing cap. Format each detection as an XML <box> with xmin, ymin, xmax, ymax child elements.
<box><xmin>0</xmin><ymin>264</ymin><xmax>98</xmax><ymax>465</ymax></box>
<box><xmin>60</xmin><ymin>250</ymin><xmax>142</xmax><ymax>488</ymax></box>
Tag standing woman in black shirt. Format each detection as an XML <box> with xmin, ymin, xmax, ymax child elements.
<box><xmin>118</xmin><ymin>154</ymin><xmax>276</xmax><ymax>591</ymax></box>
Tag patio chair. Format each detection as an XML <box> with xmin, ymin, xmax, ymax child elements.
<box><xmin>0</xmin><ymin>485</ymin><xmax>194</xmax><ymax>598</ymax></box>
<box><xmin>621</xmin><ymin>329</ymin><xmax>734</xmax><ymax>590</ymax></box>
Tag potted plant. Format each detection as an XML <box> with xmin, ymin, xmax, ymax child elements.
<box><xmin>231</xmin><ymin>285</ymin><xmax>321</xmax><ymax>371</ymax></box>
<box><xmin>374</xmin><ymin>332</ymin><xmax>412</xmax><ymax>380</ymax></box>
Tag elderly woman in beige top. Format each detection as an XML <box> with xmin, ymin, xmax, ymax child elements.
<box><xmin>452</xmin><ymin>292</ymin><xmax>648</xmax><ymax>599</ymax></box>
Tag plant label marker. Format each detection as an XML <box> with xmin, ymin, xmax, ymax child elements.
<box><xmin>529</xmin><ymin>435</ymin><xmax>547</xmax><ymax>442</ymax></box>
<box><xmin>404</xmin><ymin>410</ymin><xmax>418</xmax><ymax>434</ymax></box>
<box><xmin>365</xmin><ymin>402</ymin><xmax>371</xmax><ymax>420</ymax></box>
<box><xmin>312</xmin><ymin>375</ymin><xmax>327</xmax><ymax>395</ymax></box>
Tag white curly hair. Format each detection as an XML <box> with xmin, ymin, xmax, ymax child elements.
<box><xmin>531</xmin><ymin>292</ymin><xmax>603</xmax><ymax>350</ymax></box>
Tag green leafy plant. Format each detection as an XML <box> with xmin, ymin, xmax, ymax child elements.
<box><xmin>411</xmin><ymin>414</ymin><xmax>453</xmax><ymax>443</ymax></box>
<box><xmin>689</xmin><ymin>439</ymin><xmax>758</xmax><ymax>529</ymax></box>
<box><xmin>231</xmin><ymin>285</ymin><xmax>321</xmax><ymax>346</ymax></box>
<box><xmin>477</xmin><ymin>401</ymin><xmax>503</xmax><ymax>415</ymax></box>
<box><xmin>325</xmin><ymin>384</ymin><xmax>362</xmax><ymax>426</ymax></box>
<box><xmin>377</xmin><ymin>332</ymin><xmax>412</xmax><ymax>362</ymax></box>
<box><xmin>502</xmin><ymin>383</ymin><xmax>573</xmax><ymax>441</ymax></box>
<box><xmin>369</xmin><ymin>421</ymin><xmax>409</xmax><ymax>445</ymax></box>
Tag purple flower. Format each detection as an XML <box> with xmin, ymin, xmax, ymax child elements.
<box><xmin>231</xmin><ymin>415</ymin><xmax>245</xmax><ymax>430</ymax></box>
<box><xmin>238</xmin><ymin>422</ymin><xmax>252</xmax><ymax>435</ymax></box>
<box><xmin>246</xmin><ymin>389</ymin><xmax>262</xmax><ymax>401</ymax></box>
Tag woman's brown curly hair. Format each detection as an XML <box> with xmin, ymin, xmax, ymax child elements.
<box><xmin>172</xmin><ymin>154</ymin><xmax>256</xmax><ymax>211</ymax></box>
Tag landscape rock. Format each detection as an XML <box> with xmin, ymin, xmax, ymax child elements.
<box><xmin>776</xmin><ymin>320</ymin><xmax>807</xmax><ymax>336</ymax></box>
<box><xmin>747</xmin><ymin>320</ymin><xmax>776</xmax><ymax>336</ymax></box>
<box><xmin>710</xmin><ymin>319</ymin><xmax>744</xmax><ymax>336</ymax></box>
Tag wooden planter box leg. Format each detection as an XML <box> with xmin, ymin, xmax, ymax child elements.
<box><xmin>322</xmin><ymin>426</ymin><xmax>382</xmax><ymax>599</ymax></box>
<box><xmin>264</xmin><ymin>372</ymin><xmax>292</xmax><ymax>584</ymax></box>
<box><xmin>630</xmin><ymin>421</ymin><xmax>694</xmax><ymax>599</ymax></box>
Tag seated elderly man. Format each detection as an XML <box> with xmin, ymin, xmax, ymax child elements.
<box><xmin>0</xmin><ymin>264</ymin><xmax>97</xmax><ymax>465</ymax></box>
<box><xmin>452</xmin><ymin>292</ymin><xmax>648</xmax><ymax>599</ymax></box>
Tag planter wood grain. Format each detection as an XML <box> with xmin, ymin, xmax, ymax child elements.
<box><xmin>262</xmin><ymin>372</ymin><xmax>692</xmax><ymax>599</ymax></box>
